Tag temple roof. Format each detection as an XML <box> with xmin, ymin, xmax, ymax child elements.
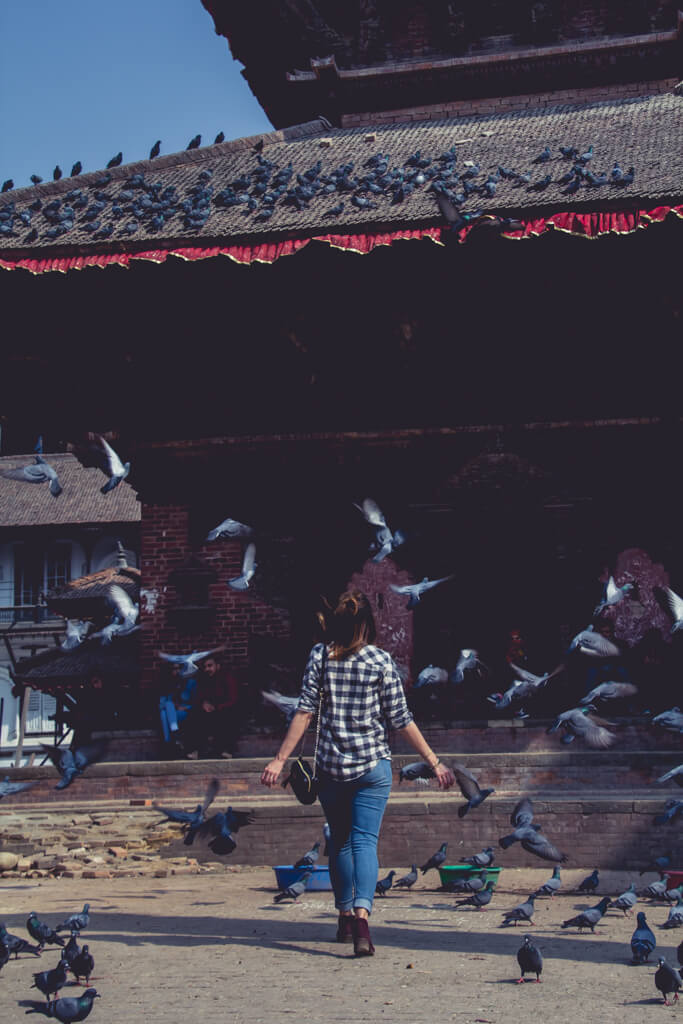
<box><xmin>13</xmin><ymin>633</ymin><xmax>140</xmax><ymax>685</ymax></box>
<box><xmin>46</xmin><ymin>564</ymin><xmax>140</xmax><ymax>618</ymax></box>
<box><xmin>0</xmin><ymin>92</ymin><xmax>681</xmax><ymax>263</ymax></box>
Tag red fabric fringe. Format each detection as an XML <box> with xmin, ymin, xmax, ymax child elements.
<box><xmin>0</xmin><ymin>207</ymin><xmax>680</xmax><ymax>274</ymax></box>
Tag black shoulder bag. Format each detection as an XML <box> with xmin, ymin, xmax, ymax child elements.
<box><xmin>282</xmin><ymin>645</ymin><xmax>326</xmax><ymax>805</ymax></box>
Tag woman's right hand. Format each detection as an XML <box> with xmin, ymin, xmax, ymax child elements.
<box><xmin>434</xmin><ymin>762</ymin><xmax>455</xmax><ymax>790</ymax></box>
<box><xmin>261</xmin><ymin>757</ymin><xmax>285</xmax><ymax>788</ymax></box>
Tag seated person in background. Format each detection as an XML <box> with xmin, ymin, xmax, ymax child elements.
<box><xmin>182</xmin><ymin>655</ymin><xmax>241</xmax><ymax>759</ymax></box>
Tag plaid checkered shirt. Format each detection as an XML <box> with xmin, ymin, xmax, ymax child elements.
<box><xmin>297</xmin><ymin>642</ymin><xmax>413</xmax><ymax>780</ymax></box>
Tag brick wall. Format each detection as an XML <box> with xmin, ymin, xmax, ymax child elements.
<box><xmin>341</xmin><ymin>77</ymin><xmax>679</xmax><ymax>126</ymax></box>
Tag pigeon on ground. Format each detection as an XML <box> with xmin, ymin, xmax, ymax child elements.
<box><xmin>656</xmin><ymin>765</ymin><xmax>683</xmax><ymax>787</ymax></box>
<box><xmin>1</xmin><ymin>456</ymin><xmax>62</xmax><ymax>497</ymax></box>
<box><xmin>420</xmin><ymin>842</ymin><xmax>448</xmax><ymax>874</ymax></box>
<box><xmin>227</xmin><ymin>543</ymin><xmax>257</xmax><ymax>590</ymax></box>
<box><xmin>294</xmin><ymin>841</ymin><xmax>321</xmax><ymax>869</ymax></box>
<box><xmin>577</xmin><ymin>869</ymin><xmax>600</xmax><ymax>893</ymax></box>
<box><xmin>444</xmin><ymin>869</ymin><xmax>488</xmax><ymax>894</ymax></box>
<box><xmin>23</xmin><ymin>988</ymin><xmax>100</xmax><ymax>1021</ymax></box>
<box><xmin>153</xmin><ymin>778</ymin><xmax>220</xmax><ymax>845</ymax></box>
<box><xmin>0</xmin><ymin>923</ymin><xmax>41</xmax><ymax>958</ymax></box>
<box><xmin>561</xmin><ymin>897</ymin><xmax>611</xmax><ymax>932</ymax></box>
<box><xmin>261</xmin><ymin>690</ymin><xmax>298</xmax><ymax>723</ymax></box>
<box><xmin>678</xmin><ymin>939</ymin><xmax>683</xmax><ymax>968</ymax></box>
<box><xmin>97</xmin><ymin>436</ymin><xmax>130</xmax><ymax>493</ymax></box>
<box><xmin>609</xmin><ymin>883</ymin><xmax>637</xmax><ymax>915</ymax></box>
<box><xmin>399</xmin><ymin>761</ymin><xmax>435</xmax><ymax>785</ymax></box>
<box><xmin>56</xmin><ymin>905</ymin><xmax>89</xmax><ymax>935</ymax></box>
<box><xmin>502</xmin><ymin>894</ymin><xmax>536</xmax><ymax>926</ymax></box>
<box><xmin>516</xmin><ymin>934</ymin><xmax>543</xmax><ymax>982</ymax></box>
<box><xmin>60</xmin><ymin>620</ymin><xmax>91</xmax><ymax>651</ymax></box>
<box><xmin>455</xmin><ymin>880</ymin><xmax>495</xmax><ymax>910</ymax></box>
<box><xmin>655</xmin><ymin>958</ymin><xmax>681</xmax><ymax>1003</ymax></box>
<box><xmin>663</xmin><ymin>884</ymin><xmax>683</xmax><ymax>904</ymax></box>
<box><xmin>452</xmin><ymin>763</ymin><xmax>495</xmax><ymax>818</ymax></box>
<box><xmin>653</xmin><ymin>708</ymin><xmax>683</xmax><ymax>734</ymax></box>
<box><xmin>26</xmin><ymin>914</ymin><xmax>65</xmax><ymax>951</ymax></box>
<box><xmin>0</xmin><ymin>937</ymin><xmax>9</xmax><ymax>970</ymax></box>
<box><xmin>0</xmin><ymin>776</ymin><xmax>38</xmax><ymax>799</ymax></box>
<box><xmin>535</xmin><ymin>866</ymin><xmax>562</xmax><ymax>898</ymax></box>
<box><xmin>63</xmin><ymin>935</ymin><xmax>80</xmax><ymax>967</ymax></box>
<box><xmin>32</xmin><ymin>953</ymin><xmax>70</xmax><ymax>999</ymax></box>
<box><xmin>40</xmin><ymin>741</ymin><xmax>107</xmax><ymax>790</ymax></box>
<box><xmin>375</xmin><ymin>870</ymin><xmax>396</xmax><ymax>896</ymax></box>
<box><xmin>630</xmin><ymin>911</ymin><xmax>656</xmax><ymax>963</ymax></box>
<box><xmin>197</xmin><ymin>805</ymin><xmax>255</xmax><ymax>855</ymax></box>
<box><xmin>390</xmin><ymin>575</ymin><xmax>453</xmax><ymax>609</ymax></box>
<box><xmin>461</xmin><ymin>847</ymin><xmax>495</xmax><ymax>868</ymax></box>
<box><xmin>579</xmin><ymin>682</ymin><xmax>637</xmax><ymax>705</ymax></box>
<box><xmin>593</xmin><ymin>575</ymin><xmax>636</xmax><ymax>616</ymax></box>
<box><xmin>569</xmin><ymin>625</ymin><xmax>621</xmax><ymax>658</ymax></box>
<box><xmin>394</xmin><ymin>865</ymin><xmax>418</xmax><ymax>889</ymax></box>
<box><xmin>158</xmin><ymin>649</ymin><xmax>214</xmax><ymax>677</ymax></box>
<box><xmin>547</xmin><ymin>707</ymin><xmax>616</xmax><ymax>749</ymax></box>
<box><xmin>206</xmin><ymin>518</ymin><xmax>253</xmax><ymax>541</ymax></box>
<box><xmin>641</xmin><ymin>877</ymin><xmax>668</xmax><ymax>899</ymax></box>
<box><xmin>654</xmin><ymin>586</ymin><xmax>683</xmax><ymax>634</ymax></box>
<box><xmin>654</xmin><ymin>800</ymin><xmax>683</xmax><ymax>826</ymax></box>
<box><xmin>451</xmin><ymin>649</ymin><xmax>488</xmax><ymax>684</ymax></box>
<box><xmin>663</xmin><ymin>897</ymin><xmax>683</xmax><ymax>928</ymax></box>
<box><xmin>70</xmin><ymin>945</ymin><xmax>94</xmax><ymax>985</ymax></box>
<box><xmin>274</xmin><ymin>872</ymin><xmax>312</xmax><ymax>902</ymax></box>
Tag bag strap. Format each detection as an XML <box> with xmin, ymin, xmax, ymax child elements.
<box><xmin>311</xmin><ymin>644</ymin><xmax>326</xmax><ymax>775</ymax></box>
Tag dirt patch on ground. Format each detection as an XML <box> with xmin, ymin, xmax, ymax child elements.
<box><xmin>0</xmin><ymin>868</ymin><xmax>679</xmax><ymax>1023</ymax></box>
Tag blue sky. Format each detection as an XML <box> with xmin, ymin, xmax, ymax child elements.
<box><xmin>0</xmin><ymin>1</ymin><xmax>272</xmax><ymax>189</ymax></box>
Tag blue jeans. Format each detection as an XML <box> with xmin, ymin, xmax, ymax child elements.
<box><xmin>318</xmin><ymin>759</ymin><xmax>392</xmax><ymax>914</ymax></box>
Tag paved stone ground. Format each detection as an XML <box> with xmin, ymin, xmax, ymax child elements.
<box><xmin>1</xmin><ymin>868</ymin><xmax>680</xmax><ymax>1024</ymax></box>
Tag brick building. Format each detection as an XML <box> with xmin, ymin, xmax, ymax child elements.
<box><xmin>0</xmin><ymin>1</ymin><xmax>681</xmax><ymax>720</ymax></box>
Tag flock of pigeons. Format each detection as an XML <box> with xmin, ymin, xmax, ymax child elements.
<box><xmin>1</xmin><ymin>904</ymin><xmax>99</xmax><ymax>1022</ymax></box>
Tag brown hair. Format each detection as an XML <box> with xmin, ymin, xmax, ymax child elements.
<box><xmin>322</xmin><ymin>590</ymin><xmax>377</xmax><ymax>660</ymax></box>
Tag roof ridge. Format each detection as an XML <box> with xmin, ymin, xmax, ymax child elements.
<box><xmin>1</xmin><ymin>118</ymin><xmax>332</xmax><ymax>204</ymax></box>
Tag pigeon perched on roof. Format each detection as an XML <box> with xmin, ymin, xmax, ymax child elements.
<box><xmin>70</xmin><ymin>945</ymin><xmax>94</xmax><ymax>985</ymax></box>
<box><xmin>502</xmin><ymin>894</ymin><xmax>536</xmax><ymax>926</ymax></box>
<box><xmin>390</xmin><ymin>575</ymin><xmax>453</xmax><ymax>610</ymax></box>
<box><xmin>206</xmin><ymin>517</ymin><xmax>253</xmax><ymax>541</ymax></box>
<box><xmin>656</xmin><ymin>764</ymin><xmax>683</xmax><ymax>787</ymax></box>
<box><xmin>32</xmin><ymin>953</ymin><xmax>69</xmax><ymax>999</ymax></box>
<box><xmin>227</xmin><ymin>543</ymin><xmax>257</xmax><ymax>591</ymax></box>
<box><xmin>294</xmin><ymin>841</ymin><xmax>320</xmax><ymax>869</ymax></box>
<box><xmin>420</xmin><ymin>842</ymin><xmax>448</xmax><ymax>875</ymax></box>
<box><xmin>375</xmin><ymin>870</ymin><xmax>396</xmax><ymax>896</ymax></box>
<box><xmin>547</xmin><ymin>707</ymin><xmax>616</xmax><ymax>749</ymax></box>
<box><xmin>593</xmin><ymin>575</ymin><xmax>636</xmax><ymax>616</ymax></box>
<box><xmin>516</xmin><ymin>934</ymin><xmax>543</xmax><ymax>982</ymax></box>
<box><xmin>0</xmin><ymin>923</ymin><xmax>40</xmax><ymax>958</ymax></box>
<box><xmin>39</xmin><ymin>741</ymin><xmax>107</xmax><ymax>790</ymax></box>
<box><xmin>394</xmin><ymin>865</ymin><xmax>418</xmax><ymax>889</ymax></box>
<box><xmin>274</xmin><ymin>872</ymin><xmax>312</xmax><ymax>902</ymax></box>
<box><xmin>655</xmin><ymin>958</ymin><xmax>681</xmax><ymax>1004</ymax></box>
<box><xmin>97</xmin><ymin>436</ymin><xmax>130</xmax><ymax>494</ymax></box>
<box><xmin>197</xmin><ymin>805</ymin><xmax>255</xmax><ymax>855</ymax></box>
<box><xmin>106</xmin><ymin>152</ymin><xmax>123</xmax><ymax>168</ymax></box>
<box><xmin>653</xmin><ymin>708</ymin><xmax>683</xmax><ymax>734</ymax></box>
<box><xmin>577</xmin><ymin>869</ymin><xmax>600</xmax><ymax>893</ymax></box>
<box><xmin>535</xmin><ymin>866</ymin><xmax>562</xmax><ymax>898</ymax></box>
<box><xmin>399</xmin><ymin>761</ymin><xmax>435</xmax><ymax>785</ymax></box>
<box><xmin>56</xmin><ymin>905</ymin><xmax>90</xmax><ymax>935</ymax></box>
<box><xmin>561</xmin><ymin>897</ymin><xmax>611</xmax><ymax>932</ymax></box>
<box><xmin>23</xmin><ymin>988</ymin><xmax>100</xmax><ymax>1021</ymax></box>
<box><xmin>53</xmin><ymin>166</ymin><xmax>62</xmax><ymax>181</ymax></box>
<box><xmin>149</xmin><ymin>140</ymin><xmax>161</xmax><ymax>159</ymax></box>
<box><xmin>70</xmin><ymin>162</ymin><xmax>82</xmax><ymax>177</ymax></box>
<box><xmin>630</xmin><ymin>911</ymin><xmax>656</xmax><ymax>963</ymax></box>
<box><xmin>2</xmin><ymin>179</ymin><xmax>14</xmax><ymax>192</ymax></box>
<box><xmin>1</xmin><ymin>456</ymin><xmax>62</xmax><ymax>497</ymax></box>
<box><xmin>609</xmin><ymin>883</ymin><xmax>637</xmax><ymax>916</ymax></box>
<box><xmin>0</xmin><ymin>775</ymin><xmax>38</xmax><ymax>799</ymax></box>
<box><xmin>452</xmin><ymin>763</ymin><xmax>495</xmax><ymax>818</ymax></box>
<box><xmin>579</xmin><ymin>681</ymin><xmax>637</xmax><ymax>705</ymax></box>
<box><xmin>455</xmin><ymin>880</ymin><xmax>495</xmax><ymax>910</ymax></box>
<box><xmin>26</xmin><ymin>913</ymin><xmax>65</xmax><ymax>951</ymax></box>
<box><xmin>460</xmin><ymin>847</ymin><xmax>495</xmax><ymax>868</ymax></box>
<box><xmin>60</xmin><ymin>620</ymin><xmax>91</xmax><ymax>651</ymax></box>
<box><xmin>153</xmin><ymin>778</ymin><xmax>220</xmax><ymax>845</ymax></box>
<box><xmin>187</xmin><ymin>135</ymin><xmax>201</xmax><ymax>150</ymax></box>
<box><xmin>158</xmin><ymin>649</ymin><xmax>214</xmax><ymax>677</ymax></box>
<box><xmin>261</xmin><ymin>689</ymin><xmax>299</xmax><ymax>723</ymax></box>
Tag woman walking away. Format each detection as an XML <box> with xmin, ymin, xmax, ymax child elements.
<box><xmin>261</xmin><ymin>590</ymin><xmax>454</xmax><ymax>956</ymax></box>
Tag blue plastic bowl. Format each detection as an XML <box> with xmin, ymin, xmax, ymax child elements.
<box><xmin>273</xmin><ymin>865</ymin><xmax>332</xmax><ymax>891</ymax></box>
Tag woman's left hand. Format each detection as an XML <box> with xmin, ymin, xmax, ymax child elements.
<box><xmin>434</xmin><ymin>762</ymin><xmax>455</xmax><ymax>790</ymax></box>
<box><xmin>261</xmin><ymin>757</ymin><xmax>285</xmax><ymax>788</ymax></box>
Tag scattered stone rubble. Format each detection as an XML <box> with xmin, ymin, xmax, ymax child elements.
<box><xmin>0</xmin><ymin>805</ymin><xmax>230</xmax><ymax>880</ymax></box>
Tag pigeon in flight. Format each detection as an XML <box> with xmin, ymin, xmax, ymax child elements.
<box><xmin>197</xmin><ymin>804</ymin><xmax>255</xmax><ymax>855</ymax></box>
<box><xmin>579</xmin><ymin>681</ymin><xmax>637</xmax><ymax>705</ymax></box>
<box><xmin>414</xmin><ymin>665</ymin><xmax>448</xmax><ymax>689</ymax></box>
<box><xmin>394</xmin><ymin>865</ymin><xmax>418</xmax><ymax>889</ymax></box>
<box><xmin>274</xmin><ymin>872</ymin><xmax>312</xmax><ymax>902</ymax></box>
<box><xmin>390</xmin><ymin>574</ymin><xmax>453</xmax><ymax>609</ymax></box>
<box><xmin>502</xmin><ymin>894</ymin><xmax>536</xmax><ymax>926</ymax></box>
<box><xmin>657</xmin><ymin>764</ymin><xmax>683</xmax><ymax>787</ymax></box>
<box><xmin>653</xmin><ymin>708</ymin><xmax>683</xmax><ymax>734</ymax></box>
<box><xmin>375</xmin><ymin>870</ymin><xmax>396</xmax><ymax>896</ymax></box>
<box><xmin>655</xmin><ymin>958</ymin><xmax>681</xmax><ymax>1003</ymax></box>
<box><xmin>97</xmin><ymin>436</ymin><xmax>130</xmax><ymax>494</ymax></box>
<box><xmin>399</xmin><ymin>761</ymin><xmax>435</xmax><ymax>785</ymax></box>
<box><xmin>455</xmin><ymin>880</ymin><xmax>495</xmax><ymax>910</ymax></box>
<box><xmin>1</xmin><ymin>456</ymin><xmax>62</xmax><ymax>497</ymax></box>
<box><xmin>547</xmin><ymin>706</ymin><xmax>616</xmax><ymax>749</ymax></box>
<box><xmin>535</xmin><ymin>866</ymin><xmax>562</xmax><ymax>898</ymax></box>
<box><xmin>227</xmin><ymin>543</ymin><xmax>256</xmax><ymax>590</ymax></box>
<box><xmin>354</xmin><ymin>498</ymin><xmax>405</xmax><ymax>562</ymax></box>
<box><xmin>451</xmin><ymin>763</ymin><xmax>495</xmax><ymax>818</ymax></box>
<box><xmin>420</xmin><ymin>842</ymin><xmax>448</xmax><ymax>874</ymax></box>
<box><xmin>609</xmin><ymin>883</ymin><xmax>637</xmax><ymax>915</ymax></box>
<box><xmin>206</xmin><ymin>517</ymin><xmax>253</xmax><ymax>541</ymax></box>
<box><xmin>294</xmin><ymin>841</ymin><xmax>321</xmax><ymax>869</ymax></box>
<box><xmin>23</xmin><ymin>988</ymin><xmax>100</xmax><ymax>1021</ymax></box>
<box><xmin>654</xmin><ymin>586</ymin><xmax>683</xmax><ymax>633</ymax></box>
<box><xmin>451</xmin><ymin>649</ymin><xmax>488</xmax><ymax>684</ymax></box>
<box><xmin>0</xmin><ymin>775</ymin><xmax>38</xmax><ymax>799</ymax></box>
<box><xmin>56</xmin><ymin>904</ymin><xmax>90</xmax><ymax>935</ymax></box>
<box><xmin>516</xmin><ymin>934</ymin><xmax>542</xmax><ymax>982</ymax></box>
<box><xmin>561</xmin><ymin>897</ymin><xmax>611</xmax><ymax>932</ymax></box>
<box><xmin>39</xmin><ymin>741</ymin><xmax>107</xmax><ymax>790</ymax></box>
<box><xmin>158</xmin><ymin>649</ymin><xmax>214</xmax><ymax>677</ymax></box>
<box><xmin>460</xmin><ymin>847</ymin><xmax>495</xmax><ymax>868</ymax></box>
<box><xmin>593</xmin><ymin>575</ymin><xmax>636</xmax><ymax>616</ymax></box>
<box><xmin>26</xmin><ymin>913</ymin><xmax>65</xmax><ymax>951</ymax></box>
<box><xmin>631</xmin><ymin>911</ymin><xmax>656</xmax><ymax>963</ymax></box>
<box><xmin>153</xmin><ymin>778</ymin><xmax>220</xmax><ymax>845</ymax></box>
<box><xmin>569</xmin><ymin>625</ymin><xmax>621</xmax><ymax>658</ymax></box>
<box><xmin>90</xmin><ymin>585</ymin><xmax>139</xmax><ymax>644</ymax></box>
<box><xmin>487</xmin><ymin>663</ymin><xmax>557</xmax><ymax>713</ymax></box>
<box><xmin>0</xmin><ymin>923</ymin><xmax>40</xmax><ymax>958</ymax></box>
<box><xmin>60</xmin><ymin>620</ymin><xmax>91</xmax><ymax>651</ymax></box>
<box><xmin>261</xmin><ymin>689</ymin><xmax>299</xmax><ymax>723</ymax></box>
<box><xmin>577</xmin><ymin>869</ymin><xmax>600</xmax><ymax>893</ymax></box>
<box><xmin>31</xmin><ymin>953</ymin><xmax>70</xmax><ymax>1000</ymax></box>
<box><xmin>499</xmin><ymin>798</ymin><xmax>567</xmax><ymax>863</ymax></box>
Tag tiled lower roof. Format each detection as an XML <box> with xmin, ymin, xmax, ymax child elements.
<box><xmin>0</xmin><ymin>93</ymin><xmax>681</xmax><ymax>257</ymax></box>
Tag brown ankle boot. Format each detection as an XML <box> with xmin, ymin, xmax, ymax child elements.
<box><xmin>336</xmin><ymin>914</ymin><xmax>354</xmax><ymax>943</ymax></box>
<box><xmin>352</xmin><ymin>916</ymin><xmax>375</xmax><ymax>956</ymax></box>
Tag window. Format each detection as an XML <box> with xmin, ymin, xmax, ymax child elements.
<box><xmin>25</xmin><ymin>688</ymin><xmax>57</xmax><ymax>735</ymax></box>
<box><xmin>46</xmin><ymin>544</ymin><xmax>71</xmax><ymax>592</ymax></box>
<box><xmin>13</xmin><ymin>545</ymin><xmax>42</xmax><ymax>610</ymax></box>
